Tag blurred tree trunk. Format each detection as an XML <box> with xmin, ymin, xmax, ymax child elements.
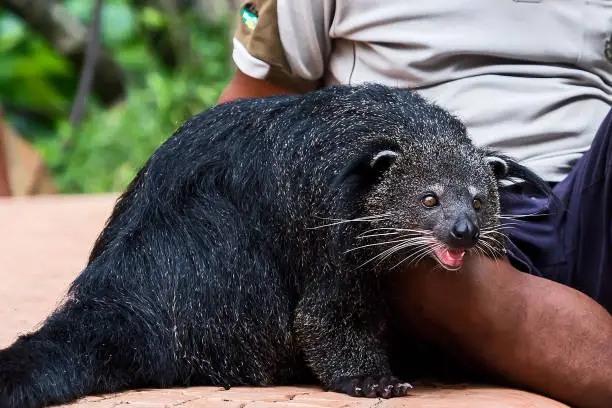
<box><xmin>4</xmin><ymin>0</ymin><xmax>126</xmax><ymax>106</ymax></box>
<box><xmin>132</xmin><ymin>0</ymin><xmax>195</xmax><ymax>69</ymax></box>
<box><xmin>69</xmin><ymin>0</ymin><xmax>103</xmax><ymax>127</ymax></box>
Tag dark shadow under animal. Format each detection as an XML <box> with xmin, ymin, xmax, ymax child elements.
<box><xmin>0</xmin><ymin>84</ymin><xmax>551</xmax><ymax>408</ymax></box>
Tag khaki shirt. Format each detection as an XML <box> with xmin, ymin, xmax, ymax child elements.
<box><xmin>233</xmin><ymin>0</ymin><xmax>612</xmax><ymax>182</ymax></box>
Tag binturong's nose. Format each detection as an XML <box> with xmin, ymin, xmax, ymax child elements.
<box><xmin>449</xmin><ymin>217</ymin><xmax>479</xmax><ymax>248</ymax></box>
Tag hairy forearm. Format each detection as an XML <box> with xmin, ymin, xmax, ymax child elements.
<box><xmin>388</xmin><ymin>256</ymin><xmax>612</xmax><ymax>408</ymax></box>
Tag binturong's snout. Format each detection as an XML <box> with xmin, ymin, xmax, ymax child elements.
<box><xmin>448</xmin><ymin>215</ymin><xmax>479</xmax><ymax>249</ymax></box>
<box><xmin>429</xmin><ymin>215</ymin><xmax>480</xmax><ymax>271</ymax></box>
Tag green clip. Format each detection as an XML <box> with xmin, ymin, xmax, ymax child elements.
<box><xmin>241</xmin><ymin>7</ymin><xmax>259</xmax><ymax>30</ymax></box>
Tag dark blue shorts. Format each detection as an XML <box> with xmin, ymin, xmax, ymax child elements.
<box><xmin>502</xmin><ymin>109</ymin><xmax>612</xmax><ymax>314</ymax></box>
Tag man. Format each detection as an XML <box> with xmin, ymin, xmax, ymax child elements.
<box><xmin>218</xmin><ymin>1</ymin><xmax>612</xmax><ymax>407</ymax></box>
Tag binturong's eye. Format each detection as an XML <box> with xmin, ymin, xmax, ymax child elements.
<box><xmin>422</xmin><ymin>194</ymin><xmax>439</xmax><ymax>208</ymax></box>
<box><xmin>473</xmin><ymin>198</ymin><xmax>482</xmax><ymax>210</ymax></box>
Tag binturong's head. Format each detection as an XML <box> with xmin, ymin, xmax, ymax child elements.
<box><xmin>317</xmin><ymin>84</ymin><xmax>552</xmax><ymax>272</ymax></box>
<box><xmin>363</xmin><ymin>140</ymin><xmax>523</xmax><ymax>271</ymax></box>
<box><xmin>356</xmin><ymin>136</ymin><xmax>551</xmax><ymax>271</ymax></box>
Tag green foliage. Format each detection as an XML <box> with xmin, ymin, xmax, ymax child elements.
<box><xmin>0</xmin><ymin>1</ymin><xmax>234</xmax><ymax>193</ymax></box>
<box><xmin>0</xmin><ymin>12</ymin><xmax>75</xmax><ymax>121</ymax></box>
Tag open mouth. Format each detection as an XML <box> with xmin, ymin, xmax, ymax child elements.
<box><xmin>430</xmin><ymin>245</ymin><xmax>465</xmax><ymax>271</ymax></box>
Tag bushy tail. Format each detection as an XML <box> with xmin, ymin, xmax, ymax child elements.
<box><xmin>0</xmin><ymin>296</ymin><xmax>174</xmax><ymax>408</ymax></box>
<box><xmin>0</xmin><ymin>328</ymin><xmax>90</xmax><ymax>408</ymax></box>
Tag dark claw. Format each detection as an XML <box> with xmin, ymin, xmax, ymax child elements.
<box><xmin>327</xmin><ymin>375</ymin><xmax>413</xmax><ymax>398</ymax></box>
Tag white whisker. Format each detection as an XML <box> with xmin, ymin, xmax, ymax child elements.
<box><xmin>356</xmin><ymin>240</ymin><xmax>414</xmax><ymax>269</ymax></box>
<box><xmin>366</xmin><ymin>234</ymin><xmax>437</xmax><ymax>269</ymax></box>
<box><xmin>477</xmin><ymin>237</ymin><xmax>502</xmax><ymax>260</ymax></box>
<box><xmin>498</xmin><ymin>213</ymin><xmax>543</xmax><ymax>220</ymax></box>
<box><xmin>344</xmin><ymin>238</ymin><xmax>415</xmax><ymax>254</ymax></box>
<box><xmin>356</xmin><ymin>232</ymin><xmax>401</xmax><ymax>239</ymax></box>
<box><xmin>393</xmin><ymin>241</ymin><xmax>445</xmax><ymax>270</ymax></box>
<box><xmin>411</xmin><ymin>242</ymin><xmax>445</xmax><ymax>266</ymax></box>
<box><xmin>389</xmin><ymin>243</ymin><xmax>433</xmax><ymax>269</ymax></box>
<box><xmin>308</xmin><ymin>213</ymin><xmax>391</xmax><ymax>229</ymax></box>
<box><xmin>357</xmin><ymin>227</ymin><xmax>432</xmax><ymax>236</ymax></box>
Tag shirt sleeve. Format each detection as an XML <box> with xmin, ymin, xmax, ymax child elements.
<box><xmin>232</xmin><ymin>0</ymin><xmax>335</xmax><ymax>93</ymax></box>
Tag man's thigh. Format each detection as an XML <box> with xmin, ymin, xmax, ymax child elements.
<box><xmin>501</xmin><ymin>110</ymin><xmax>612</xmax><ymax>313</ymax></box>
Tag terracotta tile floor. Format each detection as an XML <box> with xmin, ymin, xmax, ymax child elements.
<box><xmin>0</xmin><ymin>194</ymin><xmax>568</xmax><ymax>407</ymax></box>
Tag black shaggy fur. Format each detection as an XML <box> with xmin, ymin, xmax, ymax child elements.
<box><xmin>0</xmin><ymin>84</ymin><xmax>550</xmax><ymax>407</ymax></box>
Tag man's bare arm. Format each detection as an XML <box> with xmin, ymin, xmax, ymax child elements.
<box><xmin>217</xmin><ymin>69</ymin><xmax>300</xmax><ymax>104</ymax></box>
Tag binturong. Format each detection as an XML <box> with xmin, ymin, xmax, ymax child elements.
<box><xmin>0</xmin><ymin>84</ymin><xmax>551</xmax><ymax>407</ymax></box>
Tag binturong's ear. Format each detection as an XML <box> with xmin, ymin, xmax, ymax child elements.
<box><xmin>484</xmin><ymin>150</ymin><xmax>553</xmax><ymax>197</ymax></box>
<box><xmin>331</xmin><ymin>142</ymin><xmax>402</xmax><ymax>189</ymax></box>
<box><xmin>369</xmin><ymin>150</ymin><xmax>400</xmax><ymax>174</ymax></box>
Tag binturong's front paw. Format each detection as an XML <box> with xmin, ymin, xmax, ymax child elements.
<box><xmin>327</xmin><ymin>375</ymin><xmax>413</xmax><ymax>398</ymax></box>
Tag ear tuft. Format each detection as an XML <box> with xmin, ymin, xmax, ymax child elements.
<box><xmin>369</xmin><ymin>150</ymin><xmax>400</xmax><ymax>173</ymax></box>
<box><xmin>485</xmin><ymin>156</ymin><xmax>509</xmax><ymax>178</ymax></box>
